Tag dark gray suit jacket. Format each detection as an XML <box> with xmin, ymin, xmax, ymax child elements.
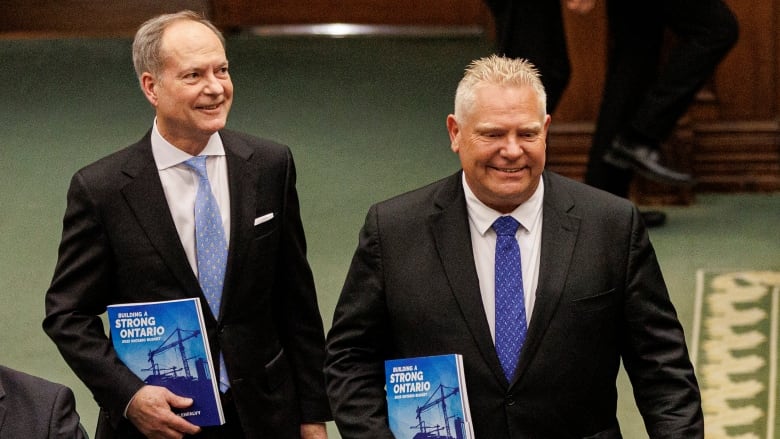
<box><xmin>325</xmin><ymin>171</ymin><xmax>703</xmax><ymax>439</ymax></box>
<box><xmin>44</xmin><ymin>130</ymin><xmax>331</xmax><ymax>437</ymax></box>
<box><xmin>0</xmin><ymin>365</ymin><xmax>85</xmax><ymax>439</ymax></box>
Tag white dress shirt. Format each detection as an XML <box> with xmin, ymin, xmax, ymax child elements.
<box><xmin>150</xmin><ymin>121</ymin><xmax>231</xmax><ymax>277</ymax></box>
<box><xmin>462</xmin><ymin>173</ymin><xmax>543</xmax><ymax>342</ymax></box>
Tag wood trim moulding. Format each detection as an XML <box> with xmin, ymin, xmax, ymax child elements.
<box><xmin>692</xmin><ymin>120</ymin><xmax>780</xmax><ymax>192</ymax></box>
<box><xmin>544</xmin><ymin>120</ymin><xmax>780</xmax><ymax>205</ymax></box>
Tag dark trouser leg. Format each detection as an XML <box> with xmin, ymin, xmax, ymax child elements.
<box><xmin>483</xmin><ymin>0</ymin><xmax>570</xmax><ymax>113</ymax></box>
<box><xmin>628</xmin><ymin>0</ymin><xmax>738</xmax><ymax>140</ymax></box>
<box><xmin>585</xmin><ymin>1</ymin><xmax>664</xmax><ymax>196</ymax></box>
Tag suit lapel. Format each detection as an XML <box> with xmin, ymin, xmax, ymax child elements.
<box><xmin>119</xmin><ymin>136</ymin><xmax>202</xmax><ymax>302</ymax></box>
<box><xmin>429</xmin><ymin>173</ymin><xmax>509</xmax><ymax>386</ymax></box>
<box><xmin>219</xmin><ymin>132</ymin><xmax>257</xmax><ymax>318</ymax></box>
<box><xmin>512</xmin><ymin>172</ymin><xmax>580</xmax><ymax>385</ymax></box>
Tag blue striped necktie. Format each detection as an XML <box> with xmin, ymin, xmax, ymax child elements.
<box><xmin>493</xmin><ymin>216</ymin><xmax>527</xmax><ymax>381</ymax></box>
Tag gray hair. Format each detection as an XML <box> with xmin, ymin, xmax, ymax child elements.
<box><xmin>132</xmin><ymin>10</ymin><xmax>225</xmax><ymax>83</ymax></box>
<box><xmin>453</xmin><ymin>55</ymin><xmax>547</xmax><ymax>121</ymax></box>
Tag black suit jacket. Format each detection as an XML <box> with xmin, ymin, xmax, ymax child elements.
<box><xmin>0</xmin><ymin>365</ymin><xmax>85</xmax><ymax>439</ymax></box>
<box><xmin>325</xmin><ymin>171</ymin><xmax>703</xmax><ymax>438</ymax></box>
<box><xmin>44</xmin><ymin>129</ymin><xmax>331</xmax><ymax>437</ymax></box>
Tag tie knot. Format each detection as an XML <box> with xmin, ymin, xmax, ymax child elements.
<box><xmin>493</xmin><ymin>216</ymin><xmax>520</xmax><ymax>236</ymax></box>
<box><xmin>183</xmin><ymin>156</ymin><xmax>208</xmax><ymax>179</ymax></box>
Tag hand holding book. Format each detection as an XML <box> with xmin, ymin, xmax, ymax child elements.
<box><xmin>126</xmin><ymin>385</ymin><xmax>202</xmax><ymax>437</ymax></box>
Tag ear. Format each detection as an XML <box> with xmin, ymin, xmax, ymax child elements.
<box><xmin>542</xmin><ymin>114</ymin><xmax>552</xmax><ymax>149</ymax></box>
<box><xmin>140</xmin><ymin>72</ymin><xmax>159</xmax><ymax>107</ymax></box>
<box><xmin>446</xmin><ymin>114</ymin><xmax>460</xmax><ymax>153</ymax></box>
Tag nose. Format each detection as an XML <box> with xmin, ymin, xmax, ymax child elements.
<box><xmin>203</xmin><ymin>72</ymin><xmax>224</xmax><ymax>95</ymax></box>
<box><xmin>501</xmin><ymin>135</ymin><xmax>525</xmax><ymax>158</ymax></box>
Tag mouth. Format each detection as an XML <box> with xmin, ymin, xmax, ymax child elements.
<box><xmin>196</xmin><ymin>102</ymin><xmax>222</xmax><ymax>111</ymax></box>
<box><xmin>491</xmin><ymin>166</ymin><xmax>526</xmax><ymax>173</ymax></box>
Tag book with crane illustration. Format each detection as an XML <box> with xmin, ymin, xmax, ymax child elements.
<box><xmin>107</xmin><ymin>297</ymin><xmax>224</xmax><ymax>426</ymax></box>
<box><xmin>385</xmin><ymin>354</ymin><xmax>474</xmax><ymax>439</ymax></box>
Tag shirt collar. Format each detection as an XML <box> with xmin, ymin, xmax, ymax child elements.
<box><xmin>151</xmin><ymin>118</ymin><xmax>226</xmax><ymax>171</ymax></box>
<box><xmin>462</xmin><ymin>172</ymin><xmax>545</xmax><ymax>236</ymax></box>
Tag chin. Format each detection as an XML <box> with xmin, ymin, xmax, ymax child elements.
<box><xmin>495</xmin><ymin>186</ymin><xmax>533</xmax><ymax>203</ymax></box>
<box><xmin>494</xmin><ymin>181</ymin><xmax>529</xmax><ymax>194</ymax></box>
<box><xmin>200</xmin><ymin>120</ymin><xmax>227</xmax><ymax>133</ymax></box>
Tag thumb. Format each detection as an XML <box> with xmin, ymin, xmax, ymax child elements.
<box><xmin>166</xmin><ymin>391</ymin><xmax>194</xmax><ymax>410</ymax></box>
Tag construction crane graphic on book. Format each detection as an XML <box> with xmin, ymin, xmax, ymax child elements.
<box><xmin>108</xmin><ymin>298</ymin><xmax>224</xmax><ymax>425</ymax></box>
<box><xmin>410</xmin><ymin>383</ymin><xmax>468</xmax><ymax>439</ymax></box>
<box><xmin>142</xmin><ymin>327</ymin><xmax>213</xmax><ymax>402</ymax></box>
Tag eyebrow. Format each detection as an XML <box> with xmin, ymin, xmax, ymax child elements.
<box><xmin>475</xmin><ymin>122</ymin><xmax>543</xmax><ymax>131</ymax></box>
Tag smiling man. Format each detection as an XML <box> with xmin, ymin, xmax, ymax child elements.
<box><xmin>325</xmin><ymin>55</ymin><xmax>703</xmax><ymax>438</ymax></box>
<box><xmin>44</xmin><ymin>10</ymin><xmax>331</xmax><ymax>439</ymax></box>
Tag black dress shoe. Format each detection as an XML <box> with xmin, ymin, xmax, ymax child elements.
<box><xmin>603</xmin><ymin>135</ymin><xmax>696</xmax><ymax>186</ymax></box>
<box><xmin>640</xmin><ymin>210</ymin><xmax>667</xmax><ymax>228</ymax></box>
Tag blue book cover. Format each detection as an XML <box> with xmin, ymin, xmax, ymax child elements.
<box><xmin>107</xmin><ymin>298</ymin><xmax>225</xmax><ymax>426</ymax></box>
<box><xmin>385</xmin><ymin>354</ymin><xmax>474</xmax><ymax>439</ymax></box>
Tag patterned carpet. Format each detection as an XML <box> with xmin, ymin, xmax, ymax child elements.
<box><xmin>691</xmin><ymin>270</ymin><xmax>780</xmax><ymax>439</ymax></box>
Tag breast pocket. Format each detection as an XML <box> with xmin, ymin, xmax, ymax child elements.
<box><xmin>253</xmin><ymin>213</ymin><xmax>277</xmax><ymax>240</ymax></box>
<box><xmin>571</xmin><ymin>288</ymin><xmax>617</xmax><ymax>314</ymax></box>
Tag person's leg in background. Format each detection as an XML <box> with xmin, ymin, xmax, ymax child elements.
<box><xmin>626</xmin><ymin>0</ymin><xmax>739</xmax><ymax>144</ymax></box>
<box><xmin>598</xmin><ymin>0</ymin><xmax>738</xmax><ymax>186</ymax></box>
<box><xmin>483</xmin><ymin>0</ymin><xmax>571</xmax><ymax>113</ymax></box>
<box><xmin>585</xmin><ymin>0</ymin><xmax>664</xmax><ymax>199</ymax></box>
<box><xmin>586</xmin><ymin>0</ymin><xmax>738</xmax><ymax>226</ymax></box>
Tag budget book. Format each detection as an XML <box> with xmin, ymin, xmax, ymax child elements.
<box><xmin>385</xmin><ymin>354</ymin><xmax>474</xmax><ymax>439</ymax></box>
<box><xmin>107</xmin><ymin>297</ymin><xmax>224</xmax><ymax>426</ymax></box>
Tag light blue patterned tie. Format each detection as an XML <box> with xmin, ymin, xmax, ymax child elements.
<box><xmin>493</xmin><ymin>216</ymin><xmax>527</xmax><ymax>381</ymax></box>
<box><xmin>183</xmin><ymin>156</ymin><xmax>230</xmax><ymax>392</ymax></box>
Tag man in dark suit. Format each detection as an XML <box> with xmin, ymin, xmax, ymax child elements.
<box><xmin>43</xmin><ymin>10</ymin><xmax>331</xmax><ymax>439</ymax></box>
<box><xmin>325</xmin><ymin>55</ymin><xmax>703</xmax><ymax>438</ymax></box>
<box><xmin>0</xmin><ymin>365</ymin><xmax>86</xmax><ymax>439</ymax></box>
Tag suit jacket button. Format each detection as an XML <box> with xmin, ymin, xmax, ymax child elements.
<box><xmin>506</xmin><ymin>395</ymin><xmax>516</xmax><ymax>406</ymax></box>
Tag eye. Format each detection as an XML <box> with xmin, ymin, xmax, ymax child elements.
<box><xmin>183</xmin><ymin>72</ymin><xmax>199</xmax><ymax>80</ymax></box>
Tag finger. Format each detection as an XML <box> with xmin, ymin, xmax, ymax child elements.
<box><xmin>167</xmin><ymin>394</ymin><xmax>194</xmax><ymax>409</ymax></box>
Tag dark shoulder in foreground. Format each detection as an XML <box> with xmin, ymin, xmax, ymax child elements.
<box><xmin>0</xmin><ymin>364</ymin><xmax>72</xmax><ymax>398</ymax></box>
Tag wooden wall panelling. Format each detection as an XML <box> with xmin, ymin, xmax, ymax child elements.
<box><xmin>693</xmin><ymin>121</ymin><xmax>780</xmax><ymax>191</ymax></box>
<box><xmin>0</xmin><ymin>0</ymin><xmax>211</xmax><ymax>37</ymax></box>
<box><xmin>551</xmin><ymin>3</ymin><xmax>607</xmax><ymax>123</ymax></box>
<box><xmin>689</xmin><ymin>0</ymin><xmax>780</xmax><ymax>193</ymax></box>
<box><xmin>714</xmin><ymin>0</ymin><xmax>777</xmax><ymax>120</ymax></box>
<box><xmin>211</xmin><ymin>0</ymin><xmax>491</xmax><ymax>29</ymax></box>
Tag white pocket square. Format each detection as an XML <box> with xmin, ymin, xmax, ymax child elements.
<box><xmin>254</xmin><ymin>213</ymin><xmax>274</xmax><ymax>226</ymax></box>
